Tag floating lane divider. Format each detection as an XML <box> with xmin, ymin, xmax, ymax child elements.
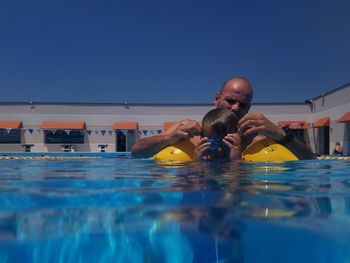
<box><xmin>0</xmin><ymin>155</ymin><xmax>100</xmax><ymax>160</ymax></box>
<box><xmin>316</xmin><ymin>156</ymin><xmax>350</xmax><ymax>160</ymax></box>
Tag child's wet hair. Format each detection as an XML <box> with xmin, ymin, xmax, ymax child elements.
<box><xmin>202</xmin><ymin>108</ymin><xmax>238</xmax><ymax>140</ymax></box>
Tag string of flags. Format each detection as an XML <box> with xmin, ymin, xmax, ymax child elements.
<box><xmin>0</xmin><ymin>128</ymin><xmax>163</xmax><ymax>136</ymax></box>
<box><xmin>289</xmin><ymin>122</ymin><xmax>305</xmax><ymax>128</ymax></box>
<box><xmin>141</xmin><ymin>130</ymin><xmax>162</xmax><ymax>136</ymax></box>
<box><xmin>0</xmin><ymin>128</ymin><xmax>22</xmax><ymax>134</ymax></box>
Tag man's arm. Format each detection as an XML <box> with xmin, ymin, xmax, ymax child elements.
<box><xmin>131</xmin><ymin>119</ymin><xmax>201</xmax><ymax>158</ymax></box>
<box><xmin>238</xmin><ymin>113</ymin><xmax>316</xmax><ymax>160</ymax></box>
<box><xmin>274</xmin><ymin>128</ymin><xmax>317</xmax><ymax>159</ymax></box>
<box><xmin>131</xmin><ymin>133</ymin><xmax>178</xmax><ymax>158</ymax></box>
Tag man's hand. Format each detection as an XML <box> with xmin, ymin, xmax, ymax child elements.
<box><xmin>131</xmin><ymin>119</ymin><xmax>201</xmax><ymax>158</ymax></box>
<box><xmin>164</xmin><ymin>119</ymin><xmax>202</xmax><ymax>144</ymax></box>
<box><xmin>238</xmin><ymin>113</ymin><xmax>286</xmax><ymax>141</ymax></box>
<box><xmin>237</xmin><ymin>113</ymin><xmax>316</xmax><ymax>160</ymax></box>
<box><xmin>223</xmin><ymin>133</ymin><xmax>242</xmax><ymax>160</ymax></box>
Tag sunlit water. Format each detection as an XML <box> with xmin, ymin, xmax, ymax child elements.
<box><xmin>0</xmin><ymin>156</ymin><xmax>350</xmax><ymax>262</ymax></box>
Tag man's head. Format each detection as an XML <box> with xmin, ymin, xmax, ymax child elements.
<box><xmin>213</xmin><ymin>77</ymin><xmax>253</xmax><ymax>119</ymax></box>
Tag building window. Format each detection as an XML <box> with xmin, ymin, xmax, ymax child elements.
<box><xmin>116</xmin><ymin>130</ymin><xmax>137</xmax><ymax>152</ymax></box>
<box><xmin>316</xmin><ymin>127</ymin><xmax>330</xmax><ymax>155</ymax></box>
<box><xmin>44</xmin><ymin>130</ymin><xmax>84</xmax><ymax>144</ymax></box>
<box><xmin>116</xmin><ymin>131</ymin><xmax>126</xmax><ymax>152</ymax></box>
<box><xmin>0</xmin><ymin>129</ymin><xmax>21</xmax><ymax>144</ymax></box>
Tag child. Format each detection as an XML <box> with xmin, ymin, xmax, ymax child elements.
<box><xmin>195</xmin><ymin>108</ymin><xmax>242</xmax><ymax>161</ymax></box>
<box><xmin>333</xmin><ymin>142</ymin><xmax>343</xmax><ymax>156</ymax></box>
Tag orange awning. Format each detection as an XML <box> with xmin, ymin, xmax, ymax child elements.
<box><xmin>337</xmin><ymin>112</ymin><xmax>350</xmax><ymax>123</ymax></box>
<box><xmin>313</xmin><ymin>117</ymin><xmax>330</xmax><ymax>128</ymax></box>
<box><xmin>113</xmin><ymin>122</ymin><xmax>138</xmax><ymax>130</ymax></box>
<box><xmin>0</xmin><ymin>120</ymin><xmax>23</xmax><ymax>129</ymax></box>
<box><xmin>164</xmin><ymin>122</ymin><xmax>176</xmax><ymax>130</ymax></box>
<box><xmin>41</xmin><ymin>121</ymin><xmax>86</xmax><ymax>130</ymax></box>
<box><xmin>278</xmin><ymin>121</ymin><xmax>308</xmax><ymax>129</ymax></box>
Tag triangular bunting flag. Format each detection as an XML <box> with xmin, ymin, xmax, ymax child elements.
<box><xmin>108</xmin><ymin>130</ymin><xmax>113</xmax><ymax>136</ymax></box>
<box><xmin>94</xmin><ymin>130</ymin><xmax>99</xmax><ymax>135</ymax></box>
<box><xmin>29</xmin><ymin>129</ymin><xmax>34</xmax><ymax>134</ymax></box>
<box><xmin>157</xmin><ymin>130</ymin><xmax>162</xmax><ymax>134</ymax></box>
<box><xmin>101</xmin><ymin>130</ymin><xmax>106</xmax><ymax>136</ymax></box>
<box><xmin>87</xmin><ymin>130</ymin><xmax>92</xmax><ymax>135</ymax></box>
<box><xmin>142</xmin><ymin>130</ymin><xmax>148</xmax><ymax>136</ymax></box>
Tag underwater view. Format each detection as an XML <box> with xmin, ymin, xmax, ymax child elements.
<box><xmin>0</xmin><ymin>156</ymin><xmax>350</xmax><ymax>262</ymax></box>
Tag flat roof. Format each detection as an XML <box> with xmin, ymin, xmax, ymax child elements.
<box><xmin>0</xmin><ymin>101</ymin><xmax>308</xmax><ymax>106</ymax></box>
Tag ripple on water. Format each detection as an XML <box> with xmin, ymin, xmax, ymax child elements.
<box><xmin>0</xmin><ymin>157</ymin><xmax>350</xmax><ymax>262</ymax></box>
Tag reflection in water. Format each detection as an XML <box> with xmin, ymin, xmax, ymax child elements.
<box><xmin>0</xmin><ymin>158</ymin><xmax>349</xmax><ymax>262</ymax></box>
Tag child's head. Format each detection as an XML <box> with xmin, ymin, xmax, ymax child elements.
<box><xmin>201</xmin><ymin>108</ymin><xmax>239</xmax><ymax>160</ymax></box>
<box><xmin>202</xmin><ymin>108</ymin><xmax>238</xmax><ymax>139</ymax></box>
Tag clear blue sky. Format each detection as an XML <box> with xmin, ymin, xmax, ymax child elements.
<box><xmin>1</xmin><ymin>0</ymin><xmax>349</xmax><ymax>103</ymax></box>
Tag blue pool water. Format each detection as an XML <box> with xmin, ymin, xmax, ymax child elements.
<box><xmin>0</xmin><ymin>155</ymin><xmax>350</xmax><ymax>263</ymax></box>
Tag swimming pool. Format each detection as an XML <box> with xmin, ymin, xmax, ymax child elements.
<box><xmin>0</xmin><ymin>155</ymin><xmax>349</xmax><ymax>262</ymax></box>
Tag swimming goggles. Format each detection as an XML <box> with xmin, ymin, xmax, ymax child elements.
<box><xmin>207</xmin><ymin>138</ymin><xmax>228</xmax><ymax>152</ymax></box>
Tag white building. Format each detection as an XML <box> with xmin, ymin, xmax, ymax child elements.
<box><xmin>0</xmin><ymin>83</ymin><xmax>349</xmax><ymax>155</ymax></box>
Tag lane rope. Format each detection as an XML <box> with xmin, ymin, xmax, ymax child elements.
<box><xmin>0</xmin><ymin>156</ymin><xmax>99</xmax><ymax>160</ymax></box>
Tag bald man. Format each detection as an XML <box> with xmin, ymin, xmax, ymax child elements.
<box><xmin>131</xmin><ymin>77</ymin><xmax>315</xmax><ymax>159</ymax></box>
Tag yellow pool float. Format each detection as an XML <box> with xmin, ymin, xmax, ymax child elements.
<box><xmin>153</xmin><ymin>138</ymin><xmax>298</xmax><ymax>162</ymax></box>
<box><xmin>153</xmin><ymin>141</ymin><xmax>195</xmax><ymax>162</ymax></box>
<box><xmin>242</xmin><ymin>138</ymin><xmax>298</xmax><ymax>162</ymax></box>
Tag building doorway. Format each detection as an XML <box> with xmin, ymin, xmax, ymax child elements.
<box><xmin>316</xmin><ymin>127</ymin><xmax>330</xmax><ymax>155</ymax></box>
<box><xmin>116</xmin><ymin>130</ymin><xmax>137</xmax><ymax>152</ymax></box>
